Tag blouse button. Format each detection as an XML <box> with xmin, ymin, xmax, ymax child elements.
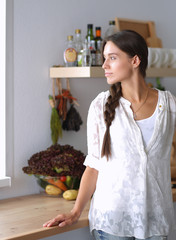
<box><xmin>159</xmin><ymin>104</ymin><xmax>164</xmax><ymax>110</ymax></box>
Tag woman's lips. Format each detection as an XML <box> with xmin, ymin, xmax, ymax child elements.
<box><xmin>105</xmin><ymin>72</ymin><xmax>112</xmax><ymax>77</ymax></box>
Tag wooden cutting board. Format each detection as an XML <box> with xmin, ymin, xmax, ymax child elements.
<box><xmin>146</xmin><ymin>21</ymin><xmax>162</xmax><ymax>48</ymax></box>
<box><xmin>115</xmin><ymin>18</ymin><xmax>163</xmax><ymax>48</ymax></box>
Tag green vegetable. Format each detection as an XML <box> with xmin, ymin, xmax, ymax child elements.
<box><xmin>54</xmin><ymin>167</ymin><xmax>63</xmax><ymax>173</ymax></box>
<box><xmin>72</xmin><ymin>176</ymin><xmax>80</xmax><ymax>189</ymax></box>
<box><xmin>49</xmin><ymin>95</ymin><xmax>62</xmax><ymax>144</ymax></box>
<box><xmin>35</xmin><ymin>176</ymin><xmax>48</xmax><ymax>189</ymax></box>
<box><xmin>54</xmin><ymin>165</ymin><xmax>69</xmax><ymax>174</ymax></box>
<box><xmin>65</xmin><ymin>176</ymin><xmax>73</xmax><ymax>188</ymax></box>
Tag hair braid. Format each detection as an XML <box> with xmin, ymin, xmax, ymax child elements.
<box><xmin>101</xmin><ymin>82</ymin><xmax>122</xmax><ymax>159</ymax></box>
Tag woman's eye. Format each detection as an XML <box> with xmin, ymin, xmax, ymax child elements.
<box><xmin>110</xmin><ymin>56</ymin><xmax>116</xmax><ymax>60</ymax></box>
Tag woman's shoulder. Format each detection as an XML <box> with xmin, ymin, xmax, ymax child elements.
<box><xmin>91</xmin><ymin>90</ymin><xmax>109</xmax><ymax>105</ymax></box>
<box><xmin>159</xmin><ymin>89</ymin><xmax>176</xmax><ymax>109</ymax></box>
<box><xmin>89</xmin><ymin>90</ymin><xmax>109</xmax><ymax>112</ymax></box>
<box><xmin>161</xmin><ymin>90</ymin><xmax>176</xmax><ymax>102</ymax></box>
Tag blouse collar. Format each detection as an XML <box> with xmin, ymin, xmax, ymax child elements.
<box><xmin>119</xmin><ymin>89</ymin><xmax>165</xmax><ymax>112</ymax></box>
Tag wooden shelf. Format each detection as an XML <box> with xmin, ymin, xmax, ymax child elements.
<box><xmin>50</xmin><ymin>67</ymin><xmax>104</xmax><ymax>78</ymax></box>
<box><xmin>146</xmin><ymin>67</ymin><xmax>176</xmax><ymax>77</ymax></box>
<box><xmin>50</xmin><ymin>66</ymin><xmax>176</xmax><ymax>78</ymax></box>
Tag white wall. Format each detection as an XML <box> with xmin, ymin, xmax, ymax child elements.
<box><xmin>2</xmin><ymin>0</ymin><xmax>176</xmax><ymax>199</ymax></box>
<box><xmin>1</xmin><ymin>0</ymin><xmax>176</xmax><ymax>239</ymax></box>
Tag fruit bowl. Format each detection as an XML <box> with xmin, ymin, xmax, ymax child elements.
<box><xmin>35</xmin><ymin>175</ymin><xmax>80</xmax><ymax>196</ymax></box>
<box><xmin>22</xmin><ymin>144</ymin><xmax>85</xmax><ymax>197</ymax></box>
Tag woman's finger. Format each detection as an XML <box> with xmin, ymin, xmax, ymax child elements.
<box><xmin>59</xmin><ymin>213</ymin><xmax>78</xmax><ymax>227</ymax></box>
<box><xmin>43</xmin><ymin>214</ymin><xmax>66</xmax><ymax>227</ymax></box>
<box><xmin>43</xmin><ymin>212</ymin><xmax>79</xmax><ymax>228</ymax></box>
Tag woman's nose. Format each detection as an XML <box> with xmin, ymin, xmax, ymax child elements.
<box><xmin>102</xmin><ymin>59</ymin><xmax>109</xmax><ymax>69</ymax></box>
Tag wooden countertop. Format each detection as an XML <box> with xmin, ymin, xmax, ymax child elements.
<box><xmin>0</xmin><ymin>194</ymin><xmax>90</xmax><ymax>240</ymax></box>
<box><xmin>0</xmin><ymin>189</ymin><xmax>176</xmax><ymax>240</ymax></box>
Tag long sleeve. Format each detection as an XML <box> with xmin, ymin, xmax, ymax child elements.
<box><xmin>84</xmin><ymin>100</ymin><xmax>101</xmax><ymax>171</ymax></box>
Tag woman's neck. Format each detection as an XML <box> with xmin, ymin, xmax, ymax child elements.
<box><xmin>121</xmin><ymin>76</ymin><xmax>148</xmax><ymax>104</ymax></box>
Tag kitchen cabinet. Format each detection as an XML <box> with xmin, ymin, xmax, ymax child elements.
<box><xmin>50</xmin><ymin>66</ymin><xmax>176</xmax><ymax>78</ymax></box>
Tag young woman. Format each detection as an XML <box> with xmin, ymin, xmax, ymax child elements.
<box><xmin>43</xmin><ymin>30</ymin><xmax>176</xmax><ymax>240</ymax></box>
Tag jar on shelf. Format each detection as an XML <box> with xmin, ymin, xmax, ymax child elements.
<box><xmin>90</xmin><ymin>40</ymin><xmax>96</xmax><ymax>66</ymax></box>
<box><xmin>104</xmin><ymin>20</ymin><xmax>119</xmax><ymax>38</ymax></box>
<box><xmin>64</xmin><ymin>35</ymin><xmax>77</xmax><ymax>67</ymax></box>
<box><xmin>95</xmin><ymin>40</ymin><xmax>102</xmax><ymax>66</ymax></box>
<box><xmin>82</xmin><ymin>40</ymin><xmax>92</xmax><ymax>67</ymax></box>
<box><xmin>86</xmin><ymin>24</ymin><xmax>94</xmax><ymax>48</ymax></box>
<box><xmin>75</xmin><ymin>29</ymin><xmax>83</xmax><ymax>66</ymax></box>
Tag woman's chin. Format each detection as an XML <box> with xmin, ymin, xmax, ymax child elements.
<box><xmin>107</xmin><ymin>78</ymin><xmax>119</xmax><ymax>85</ymax></box>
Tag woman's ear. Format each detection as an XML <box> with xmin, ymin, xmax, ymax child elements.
<box><xmin>132</xmin><ymin>55</ymin><xmax>141</xmax><ymax>68</ymax></box>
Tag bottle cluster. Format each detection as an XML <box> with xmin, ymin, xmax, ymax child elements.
<box><xmin>63</xmin><ymin>21</ymin><xmax>119</xmax><ymax>67</ymax></box>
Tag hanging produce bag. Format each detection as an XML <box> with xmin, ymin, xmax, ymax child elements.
<box><xmin>62</xmin><ymin>104</ymin><xmax>83</xmax><ymax>131</ymax></box>
<box><xmin>55</xmin><ymin>78</ymin><xmax>83</xmax><ymax>132</ymax></box>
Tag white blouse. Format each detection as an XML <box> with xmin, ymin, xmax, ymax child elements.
<box><xmin>84</xmin><ymin>89</ymin><xmax>176</xmax><ymax>239</ymax></box>
<box><xmin>136</xmin><ymin>97</ymin><xmax>158</xmax><ymax>148</ymax></box>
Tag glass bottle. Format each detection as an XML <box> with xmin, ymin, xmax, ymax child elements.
<box><xmin>82</xmin><ymin>40</ymin><xmax>92</xmax><ymax>67</ymax></box>
<box><xmin>90</xmin><ymin>40</ymin><xmax>96</xmax><ymax>66</ymax></box>
<box><xmin>63</xmin><ymin>35</ymin><xmax>77</xmax><ymax>67</ymax></box>
<box><xmin>95</xmin><ymin>27</ymin><xmax>102</xmax><ymax>50</ymax></box>
<box><xmin>75</xmin><ymin>29</ymin><xmax>83</xmax><ymax>66</ymax></box>
<box><xmin>95</xmin><ymin>40</ymin><xmax>102</xmax><ymax>66</ymax></box>
<box><xmin>86</xmin><ymin>24</ymin><xmax>94</xmax><ymax>47</ymax></box>
<box><xmin>104</xmin><ymin>20</ymin><xmax>119</xmax><ymax>38</ymax></box>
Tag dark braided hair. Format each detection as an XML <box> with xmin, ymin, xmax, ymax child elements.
<box><xmin>101</xmin><ymin>30</ymin><xmax>148</xmax><ymax>159</ymax></box>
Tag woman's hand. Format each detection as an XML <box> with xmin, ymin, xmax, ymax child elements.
<box><xmin>43</xmin><ymin>210</ymin><xmax>80</xmax><ymax>228</ymax></box>
<box><xmin>43</xmin><ymin>167</ymin><xmax>98</xmax><ymax>228</ymax></box>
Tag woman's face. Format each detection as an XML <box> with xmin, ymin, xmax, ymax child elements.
<box><xmin>102</xmin><ymin>41</ymin><xmax>134</xmax><ymax>85</ymax></box>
